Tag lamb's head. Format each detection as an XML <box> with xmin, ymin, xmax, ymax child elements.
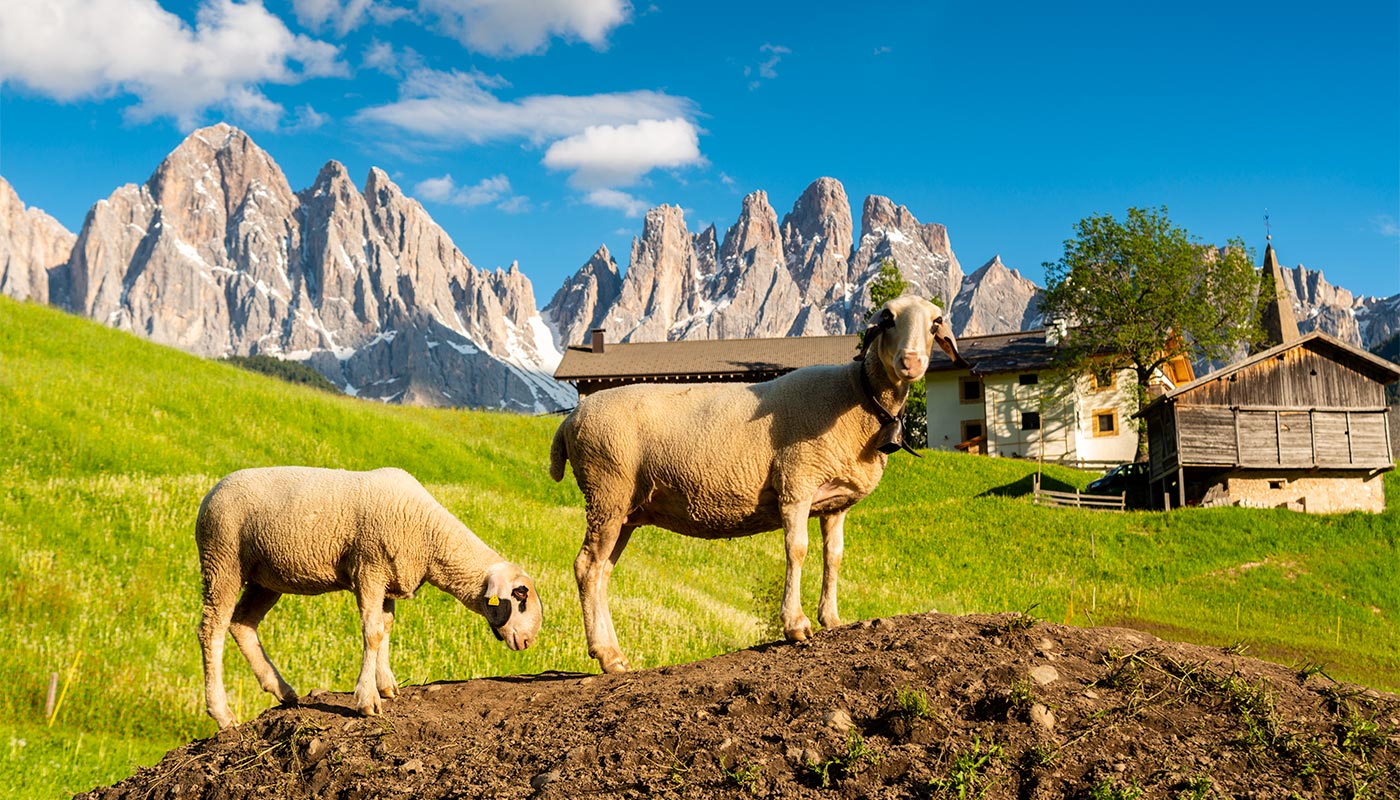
<box><xmin>861</xmin><ymin>295</ymin><xmax>968</xmax><ymax>384</ymax></box>
<box><xmin>481</xmin><ymin>562</ymin><xmax>543</xmax><ymax>651</ymax></box>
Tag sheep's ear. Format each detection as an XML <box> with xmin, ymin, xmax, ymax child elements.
<box><xmin>855</xmin><ymin>308</ymin><xmax>896</xmax><ymax>361</ymax></box>
<box><xmin>511</xmin><ymin>585</ymin><xmax>529</xmax><ymax>612</ymax></box>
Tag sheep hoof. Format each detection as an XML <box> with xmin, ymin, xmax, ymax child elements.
<box><xmin>784</xmin><ymin>619</ymin><xmax>814</xmax><ymax>642</ymax></box>
<box><xmin>356</xmin><ymin>693</ymin><xmax>384</xmax><ymax>717</ymax></box>
<box><xmin>819</xmin><ymin>614</ymin><xmax>842</xmax><ymax>629</ymax></box>
<box><xmin>378</xmin><ymin>685</ymin><xmax>399</xmax><ymax>700</ymax></box>
<box><xmin>600</xmin><ymin>657</ymin><xmax>631</xmax><ymax>674</ymax></box>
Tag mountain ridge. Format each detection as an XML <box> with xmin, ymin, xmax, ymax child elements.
<box><xmin>2</xmin><ymin>124</ymin><xmax>1395</xmax><ymax>411</ymax></box>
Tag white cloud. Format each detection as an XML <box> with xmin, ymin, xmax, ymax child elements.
<box><xmin>288</xmin><ymin>103</ymin><xmax>330</xmax><ymax>130</ymax></box>
<box><xmin>292</xmin><ymin>0</ymin><xmax>377</xmax><ymax>35</ymax></box>
<box><xmin>747</xmin><ymin>43</ymin><xmax>790</xmax><ymax>89</ymax></box>
<box><xmin>413</xmin><ymin>173</ymin><xmax>529</xmax><ymax>211</ymax></box>
<box><xmin>417</xmin><ymin>0</ymin><xmax>630</xmax><ymax>57</ymax></box>
<box><xmin>356</xmin><ymin>68</ymin><xmax>698</xmax><ymax>145</ymax></box>
<box><xmin>543</xmin><ymin>118</ymin><xmax>702</xmax><ymax>188</ymax></box>
<box><xmin>719</xmin><ymin>172</ymin><xmax>736</xmax><ymax>187</ymax></box>
<box><xmin>1373</xmin><ymin>214</ymin><xmax>1400</xmax><ymax>238</ymax></box>
<box><xmin>873</xmin><ymin>45</ymin><xmax>893</xmax><ymax>55</ymax></box>
<box><xmin>362</xmin><ymin>39</ymin><xmax>423</xmax><ymax>77</ymax></box>
<box><xmin>0</xmin><ymin>0</ymin><xmax>344</xmax><ymax>127</ymax></box>
<box><xmin>584</xmin><ymin>188</ymin><xmax>649</xmax><ymax>217</ymax></box>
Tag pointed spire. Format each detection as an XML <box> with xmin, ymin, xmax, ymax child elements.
<box><xmin>1258</xmin><ymin>241</ymin><xmax>1300</xmax><ymax>349</ymax></box>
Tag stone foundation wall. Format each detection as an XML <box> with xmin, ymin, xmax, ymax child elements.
<box><xmin>1204</xmin><ymin>470</ymin><xmax>1387</xmax><ymax>514</ymax></box>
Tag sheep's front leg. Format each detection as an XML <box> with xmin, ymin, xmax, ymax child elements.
<box><xmin>376</xmin><ymin>598</ymin><xmax>398</xmax><ymax>699</ymax></box>
<box><xmin>780</xmin><ymin>500</ymin><xmax>814</xmax><ymax>641</ymax></box>
<box><xmin>354</xmin><ymin>584</ymin><xmax>389</xmax><ymax>716</ymax></box>
<box><xmin>228</xmin><ymin>584</ymin><xmax>297</xmax><ymax>705</ymax></box>
<box><xmin>574</xmin><ymin>515</ymin><xmax>634</xmax><ymax>673</ymax></box>
<box><xmin>817</xmin><ymin>511</ymin><xmax>846</xmax><ymax>629</ymax></box>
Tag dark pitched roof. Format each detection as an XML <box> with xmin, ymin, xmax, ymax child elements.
<box><xmin>929</xmin><ymin>329</ymin><xmax>1058</xmax><ymax>374</ymax></box>
<box><xmin>1258</xmin><ymin>243</ymin><xmax>1301</xmax><ymax>349</ymax></box>
<box><xmin>1140</xmin><ymin>330</ymin><xmax>1400</xmax><ymax>413</ymax></box>
<box><xmin>553</xmin><ymin>328</ymin><xmax>1063</xmax><ymax>382</ymax></box>
<box><xmin>553</xmin><ymin>334</ymin><xmax>859</xmax><ymax>381</ymax></box>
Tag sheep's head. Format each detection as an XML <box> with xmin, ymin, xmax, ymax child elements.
<box><xmin>860</xmin><ymin>295</ymin><xmax>968</xmax><ymax>384</ymax></box>
<box><xmin>481</xmin><ymin>562</ymin><xmax>543</xmax><ymax>651</ymax></box>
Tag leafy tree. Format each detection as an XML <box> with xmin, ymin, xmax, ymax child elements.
<box><xmin>865</xmin><ymin>258</ymin><xmax>932</xmax><ymax>448</ymax></box>
<box><xmin>1040</xmin><ymin>206</ymin><xmax>1264</xmax><ymax>456</ymax></box>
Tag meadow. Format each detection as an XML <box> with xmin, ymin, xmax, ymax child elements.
<box><xmin>1</xmin><ymin>296</ymin><xmax>1396</xmax><ymax>797</ymax></box>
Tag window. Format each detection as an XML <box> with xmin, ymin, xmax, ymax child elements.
<box><xmin>958</xmin><ymin>376</ymin><xmax>982</xmax><ymax>403</ymax></box>
<box><xmin>1018</xmin><ymin>373</ymin><xmax>1038</xmax><ymax>386</ymax></box>
<box><xmin>1092</xmin><ymin>409</ymin><xmax>1119</xmax><ymax>437</ymax></box>
<box><xmin>1091</xmin><ymin>367</ymin><xmax>1116</xmax><ymax>391</ymax></box>
<box><xmin>961</xmin><ymin>420</ymin><xmax>985</xmax><ymax>442</ymax></box>
<box><xmin>1021</xmin><ymin>411</ymin><xmax>1041</xmax><ymax>431</ymax></box>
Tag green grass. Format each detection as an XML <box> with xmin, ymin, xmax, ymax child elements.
<box><xmin>2</xmin><ymin>295</ymin><xmax>1398</xmax><ymax>796</ymax></box>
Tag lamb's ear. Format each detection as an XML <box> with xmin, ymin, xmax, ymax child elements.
<box><xmin>854</xmin><ymin>308</ymin><xmax>896</xmax><ymax>361</ymax></box>
<box><xmin>482</xmin><ymin>563</ymin><xmax>513</xmax><ymax>608</ymax></box>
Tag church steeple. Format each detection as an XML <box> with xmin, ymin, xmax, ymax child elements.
<box><xmin>1257</xmin><ymin>237</ymin><xmax>1300</xmax><ymax>350</ymax></box>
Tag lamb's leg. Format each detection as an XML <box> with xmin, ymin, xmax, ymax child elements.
<box><xmin>376</xmin><ymin>598</ymin><xmax>398</xmax><ymax>699</ymax></box>
<box><xmin>817</xmin><ymin>511</ymin><xmax>846</xmax><ymax>629</ymax></box>
<box><xmin>574</xmin><ymin>514</ymin><xmax>634</xmax><ymax>673</ymax></box>
<box><xmin>780</xmin><ymin>500</ymin><xmax>815</xmax><ymax>641</ymax></box>
<box><xmin>228</xmin><ymin>584</ymin><xmax>297</xmax><ymax>705</ymax></box>
<box><xmin>354</xmin><ymin>584</ymin><xmax>388</xmax><ymax>716</ymax></box>
<box><xmin>197</xmin><ymin>570</ymin><xmax>241</xmax><ymax>729</ymax></box>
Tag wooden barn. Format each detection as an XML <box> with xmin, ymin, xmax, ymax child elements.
<box><xmin>1139</xmin><ymin>331</ymin><xmax>1400</xmax><ymax>512</ymax></box>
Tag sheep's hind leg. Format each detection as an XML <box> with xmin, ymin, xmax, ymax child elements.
<box><xmin>817</xmin><ymin>511</ymin><xmax>845</xmax><ymax>629</ymax></box>
<box><xmin>198</xmin><ymin>570</ymin><xmax>241</xmax><ymax>729</ymax></box>
<box><xmin>376</xmin><ymin>598</ymin><xmax>398</xmax><ymax>699</ymax></box>
<box><xmin>228</xmin><ymin>584</ymin><xmax>297</xmax><ymax>706</ymax></box>
<box><xmin>354</xmin><ymin>584</ymin><xmax>389</xmax><ymax>716</ymax></box>
<box><xmin>779</xmin><ymin>500</ymin><xmax>815</xmax><ymax>642</ymax></box>
<box><xmin>574</xmin><ymin>515</ymin><xmax>634</xmax><ymax>673</ymax></box>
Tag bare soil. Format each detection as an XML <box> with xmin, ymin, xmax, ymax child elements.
<box><xmin>82</xmin><ymin>613</ymin><xmax>1399</xmax><ymax>799</ymax></box>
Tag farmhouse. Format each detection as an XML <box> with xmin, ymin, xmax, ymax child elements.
<box><xmin>923</xmin><ymin>329</ymin><xmax>1193</xmax><ymax>466</ymax></box>
<box><xmin>1139</xmin><ymin>331</ymin><xmax>1399</xmax><ymax>512</ymax></box>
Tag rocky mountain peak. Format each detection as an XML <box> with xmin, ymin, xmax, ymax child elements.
<box><xmin>952</xmin><ymin>255</ymin><xmax>1042</xmax><ymax>337</ymax></box>
<box><xmin>0</xmin><ymin>176</ymin><xmax>76</xmax><ymax>305</ymax></box>
<box><xmin>780</xmin><ymin>177</ymin><xmax>854</xmax><ymax>305</ymax></box>
<box><xmin>542</xmin><ymin>244</ymin><xmax>621</xmax><ymax>349</ymax></box>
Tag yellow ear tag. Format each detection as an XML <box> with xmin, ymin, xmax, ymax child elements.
<box><xmin>488</xmin><ymin>596</ymin><xmax>500</xmax><ymax>606</ymax></box>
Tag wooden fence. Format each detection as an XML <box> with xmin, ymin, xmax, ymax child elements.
<box><xmin>1032</xmin><ymin>474</ymin><xmax>1125</xmax><ymax>511</ymax></box>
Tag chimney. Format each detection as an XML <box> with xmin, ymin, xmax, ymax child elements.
<box><xmin>591</xmin><ymin>328</ymin><xmax>606</xmax><ymax>354</ymax></box>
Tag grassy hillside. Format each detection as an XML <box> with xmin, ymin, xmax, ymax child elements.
<box><xmin>1</xmin><ymin>295</ymin><xmax>1397</xmax><ymax>797</ymax></box>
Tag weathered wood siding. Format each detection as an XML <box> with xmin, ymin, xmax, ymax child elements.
<box><xmin>1178</xmin><ymin>345</ymin><xmax>1386</xmax><ymax>409</ymax></box>
<box><xmin>1169</xmin><ymin>406</ymin><xmax>1392</xmax><ymax>469</ymax></box>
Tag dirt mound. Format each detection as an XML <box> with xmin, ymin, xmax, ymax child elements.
<box><xmin>82</xmin><ymin>613</ymin><xmax>1398</xmax><ymax>799</ymax></box>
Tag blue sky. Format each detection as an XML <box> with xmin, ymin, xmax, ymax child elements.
<box><xmin>2</xmin><ymin>0</ymin><xmax>1397</xmax><ymax>304</ymax></box>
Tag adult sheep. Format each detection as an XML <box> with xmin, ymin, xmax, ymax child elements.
<box><xmin>195</xmin><ymin>466</ymin><xmax>542</xmax><ymax>728</ymax></box>
<box><xmin>549</xmin><ymin>295</ymin><xmax>966</xmax><ymax>673</ymax></box>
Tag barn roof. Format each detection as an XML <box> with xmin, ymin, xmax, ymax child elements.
<box><xmin>553</xmin><ymin>328</ymin><xmax>1066</xmax><ymax>383</ymax></box>
<box><xmin>553</xmin><ymin>334</ymin><xmax>858</xmax><ymax>382</ymax></box>
<box><xmin>1141</xmin><ymin>330</ymin><xmax>1400</xmax><ymax>413</ymax></box>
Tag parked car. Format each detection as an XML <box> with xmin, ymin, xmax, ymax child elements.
<box><xmin>1087</xmin><ymin>462</ymin><xmax>1149</xmax><ymax>508</ymax></box>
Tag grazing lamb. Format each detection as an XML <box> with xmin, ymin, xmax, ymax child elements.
<box><xmin>549</xmin><ymin>295</ymin><xmax>967</xmax><ymax>673</ymax></box>
<box><xmin>195</xmin><ymin>466</ymin><xmax>542</xmax><ymax>728</ymax></box>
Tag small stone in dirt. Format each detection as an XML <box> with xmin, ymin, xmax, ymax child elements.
<box><xmin>308</xmin><ymin>689</ymin><xmax>328</xmax><ymax>700</ymax></box>
<box><xmin>822</xmin><ymin>710</ymin><xmax>853</xmax><ymax>733</ymax></box>
<box><xmin>1037</xmin><ymin>638</ymin><xmax>1056</xmax><ymax>653</ymax></box>
<box><xmin>1029</xmin><ymin>665</ymin><xmax>1059</xmax><ymax>686</ymax></box>
<box><xmin>784</xmin><ymin>745</ymin><xmax>803</xmax><ymax>763</ymax></box>
<box><xmin>1029</xmin><ymin>703</ymin><xmax>1056</xmax><ymax>731</ymax></box>
<box><xmin>530</xmin><ymin>770</ymin><xmax>561</xmax><ymax>789</ymax></box>
<box><xmin>401</xmin><ymin>758</ymin><xmax>424</xmax><ymax>774</ymax></box>
<box><xmin>802</xmin><ymin>747</ymin><xmax>822</xmax><ymax>766</ymax></box>
<box><xmin>304</xmin><ymin>737</ymin><xmax>330</xmax><ymax>765</ymax></box>
<box><xmin>1113</xmin><ymin>762</ymin><xmax>1126</xmax><ymax>773</ymax></box>
<box><xmin>425</xmin><ymin>684</ymin><xmax>443</xmax><ymax>693</ymax></box>
<box><xmin>1083</xmin><ymin>689</ymin><xmax>1100</xmax><ymax>700</ymax></box>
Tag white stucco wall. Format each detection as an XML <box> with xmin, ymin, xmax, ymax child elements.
<box><xmin>924</xmin><ymin>367</ymin><xmax>1140</xmax><ymax>464</ymax></box>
